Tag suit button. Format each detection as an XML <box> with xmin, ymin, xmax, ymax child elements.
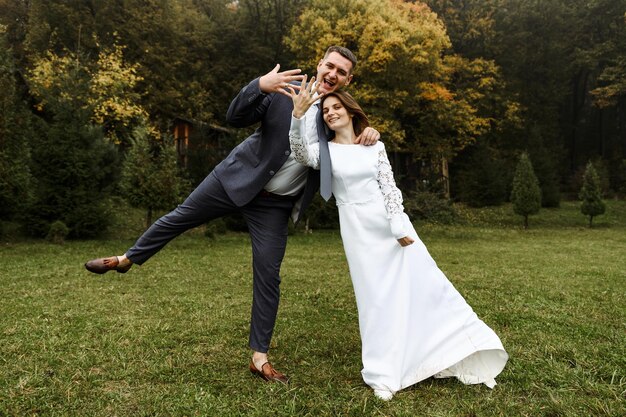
<box><xmin>285</xmin><ymin>150</ymin><xmax>290</xmax><ymax>155</ymax></box>
<box><xmin>269</xmin><ymin>170</ymin><xmax>275</xmax><ymax>176</ymax></box>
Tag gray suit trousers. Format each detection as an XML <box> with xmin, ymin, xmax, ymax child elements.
<box><xmin>125</xmin><ymin>171</ymin><xmax>294</xmax><ymax>353</ymax></box>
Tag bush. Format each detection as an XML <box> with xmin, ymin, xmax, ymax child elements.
<box><xmin>46</xmin><ymin>220</ymin><xmax>69</xmax><ymax>244</ymax></box>
<box><xmin>204</xmin><ymin>218</ymin><xmax>228</xmax><ymax>239</ymax></box>
<box><xmin>404</xmin><ymin>191</ymin><xmax>458</xmax><ymax>224</ymax></box>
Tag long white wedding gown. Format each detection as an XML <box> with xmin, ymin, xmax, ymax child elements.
<box><xmin>289</xmin><ymin>116</ymin><xmax>508</xmax><ymax>398</ymax></box>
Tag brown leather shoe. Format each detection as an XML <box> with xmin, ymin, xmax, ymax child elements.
<box><xmin>249</xmin><ymin>360</ymin><xmax>290</xmax><ymax>385</ymax></box>
<box><xmin>85</xmin><ymin>256</ymin><xmax>132</xmax><ymax>274</ymax></box>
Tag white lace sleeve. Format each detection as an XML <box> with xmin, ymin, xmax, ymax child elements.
<box><xmin>376</xmin><ymin>142</ymin><xmax>408</xmax><ymax>238</ymax></box>
<box><xmin>289</xmin><ymin>115</ymin><xmax>320</xmax><ymax>169</ymax></box>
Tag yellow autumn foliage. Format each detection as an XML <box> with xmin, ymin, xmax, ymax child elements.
<box><xmin>287</xmin><ymin>0</ymin><xmax>517</xmax><ymax>160</ymax></box>
<box><xmin>27</xmin><ymin>43</ymin><xmax>153</xmax><ymax>146</ymax></box>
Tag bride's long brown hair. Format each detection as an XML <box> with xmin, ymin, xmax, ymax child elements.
<box><xmin>321</xmin><ymin>90</ymin><xmax>369</xmax><ymax>136</ymax></box>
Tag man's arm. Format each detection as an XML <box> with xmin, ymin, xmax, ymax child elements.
<box><xmin>226</xmin><ymin>65</ymin><xmax>304</xmax><ymax>128</ymax></box>
<box><xmin>225</xmin><ymin>78</ymin><xmax>270</xmax><ymax>127</ymax></box>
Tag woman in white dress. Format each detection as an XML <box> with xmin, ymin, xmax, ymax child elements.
<box><xmin>287</xmin><ymin>78</ymin><xmax>508</xmax><ymax>400</ymax></box>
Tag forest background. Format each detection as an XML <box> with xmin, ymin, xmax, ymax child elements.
<box><xmin>1</xmin><ymin>0</ymin><xmax>625</xmax><ymax>238</ymax></box>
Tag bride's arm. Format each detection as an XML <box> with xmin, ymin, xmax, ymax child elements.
<box><xmin>289</xmin><ymin>115</ymin><xmax>320</xmax><ymax>169</ymax></box>
<box><xmin>376</xmin><ymin>143</ymin><xmax>414</xmax><ymax>245</ymax></box>
<box><xmin>287</xmin><ymin>74</ymin><xmax>321</xmax><ymax>169</ymax></box>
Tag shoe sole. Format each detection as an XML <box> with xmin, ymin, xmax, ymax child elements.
<box><xmin>84</xmin><ymin>264</ymin><xmax>131</xmax><ymax>274</ymax></box>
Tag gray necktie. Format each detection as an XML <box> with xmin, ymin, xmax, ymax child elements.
<box><xmin>316</xmin><ymin>104</ymin><xmax>332</xmax><ymax>201</ymax></box>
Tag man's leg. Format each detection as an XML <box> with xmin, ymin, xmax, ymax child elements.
<box><xmin>86</xmin><ymin>172</ymin><xmax>235</xmax><ymax>273</ymax></box>
<box><xmin>125</xmin><ymin>173</ymin><xmax>235</xmax><ymax>264</ymax></box>
<box><xmin>241</xmin><ymin>194</ymin><xmax>293</xmax><ymax>383</ymax></box>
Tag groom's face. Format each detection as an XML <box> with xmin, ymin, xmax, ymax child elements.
<box><xmin>316</xmin><ymin>52</ymin><xmax>354</xmax><ymax>95</ymax></box>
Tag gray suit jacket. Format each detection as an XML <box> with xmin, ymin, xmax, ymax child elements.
<box><xmin>216</xmin><ymin>78</ymin><xmax>326</xmax><ymax>222</ymax></box>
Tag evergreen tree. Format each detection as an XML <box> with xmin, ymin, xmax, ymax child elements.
<box><xmin>120</xmin><ymin>126</ymin><xmax>190</xmax><ymax>229</ymax></box>
<box><xmin>28</xmin><ymin>107</ymin><xmax>118</xmax><ymax>238</ymax></box>
<box><xmin>0</xmin><ymin>29</ymin><xmax>34</xmax><ymax>225</ymax></box>
<box><xmin>26</xmin><ymin>51</ymin><xmax>119</xmax><ymax>238</ymax></box>
<box><xmin>579</xmin><ymin>161</ymin><xmax>605</xmax><ymax>227</ymax></box>
<box><xmin>510</xmin><ymin>152</ymin><xmax>541</xmax><ymax>229</ymax></box>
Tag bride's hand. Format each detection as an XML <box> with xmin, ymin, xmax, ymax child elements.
<box><xmin>397</xmin><ymin>236</ymin><xmax>415</xmax><ymax>247</ymax></box>
<box><xmin>288</xmin><ymin>75</ymin><xmax>323</xmax><ymax>119</ymax></box>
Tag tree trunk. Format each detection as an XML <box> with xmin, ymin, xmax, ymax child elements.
<box><xmin>589</xmin><ymin>215</ymin><xmax>593</xmax><ymax>228</ymax></box>
<box><xmin>441</xmin><ymin>156</ymin><xmax>450</xmax><ymax>199</ymax></box>
<box><xmin>524</xmin><ymin>215</ymin><xmax>529</xmax><ymax>229</ymax></box>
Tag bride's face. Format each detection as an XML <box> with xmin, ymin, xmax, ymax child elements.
<box><xmin>322</xmin><ymin>96</ymin><xmax>352</xmax><ymax>131</ymax></box>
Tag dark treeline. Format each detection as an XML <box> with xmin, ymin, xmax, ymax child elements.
<box><xmin>428</xmin><ymin>0</ymin><xmax>626</xmax><ymax>206</ymax></box>
<box><xmin>0</xmin><ymin>0</ymin><xmax>624</xmax><ymax>237</ymax></box>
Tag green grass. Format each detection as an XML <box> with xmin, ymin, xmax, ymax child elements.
<box><xmin>1</xmin><ymin>201</ymin><xmax>625</xmax><ymax>416</ymax></box>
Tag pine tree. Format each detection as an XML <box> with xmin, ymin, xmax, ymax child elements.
<box><xmin>510</xmin><ymin>152</ymin><xmax>541</xmax><ymax>229</ymax></box>
<box><xmin>579</xmin><ymin>161</ymin><xmax>605</xmax><ymax>227</ymax></box>
<box><xmin>120</xmin><ymin>126</ymin><xmax>190</xmax><ymax>229</ymax></box>
<box><xmin>0</xmin><ymin>30</ymin><xmax>34</xmax><ymax>225</ymax></box>
<box><xmin>26</xmin><ymin>52</ymin><xmax>119</xmax><ymax>238</ymax></box>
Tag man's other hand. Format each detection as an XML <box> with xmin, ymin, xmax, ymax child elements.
<box><xmin>355</xmin><ymin>126</ymin><xmax>380</xmax><ymax>146</ymax></box>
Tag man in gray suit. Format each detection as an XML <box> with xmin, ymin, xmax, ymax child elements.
<box><xmin>85</xmin><ymin>46</ymin><xmax>379</xmax><ymax>384</ymax></box>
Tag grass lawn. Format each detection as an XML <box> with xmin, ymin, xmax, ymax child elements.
<box><xmin>1</xmin><ymin>201</ymin><xmax>625</xmax><ymax>416</ymax></box>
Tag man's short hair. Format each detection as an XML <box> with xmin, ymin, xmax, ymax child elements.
<box><xmin>324</xmin><ymin>46</ymin><xmax>357</xmax><ymax>73</ymax></box>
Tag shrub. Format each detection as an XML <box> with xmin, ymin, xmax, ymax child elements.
<box><xmin>46</xmin><ymin>220</ymin><xmax>69</xmax><ymax>244</ymax></box>
<box><xmin>404</xmin><ymin>191</ymin><xmax>458</xmax><ymax>224</ymax></box>
<box><xmin>204</xmin><ymin>218</ymin><xmax>228</xmax><ymax>239</ymax></box>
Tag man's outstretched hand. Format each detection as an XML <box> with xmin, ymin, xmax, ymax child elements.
<box><xmin>259</xmin><ymin>64</ymin><xmax>304</xmax><ymax>97</ymax></box>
